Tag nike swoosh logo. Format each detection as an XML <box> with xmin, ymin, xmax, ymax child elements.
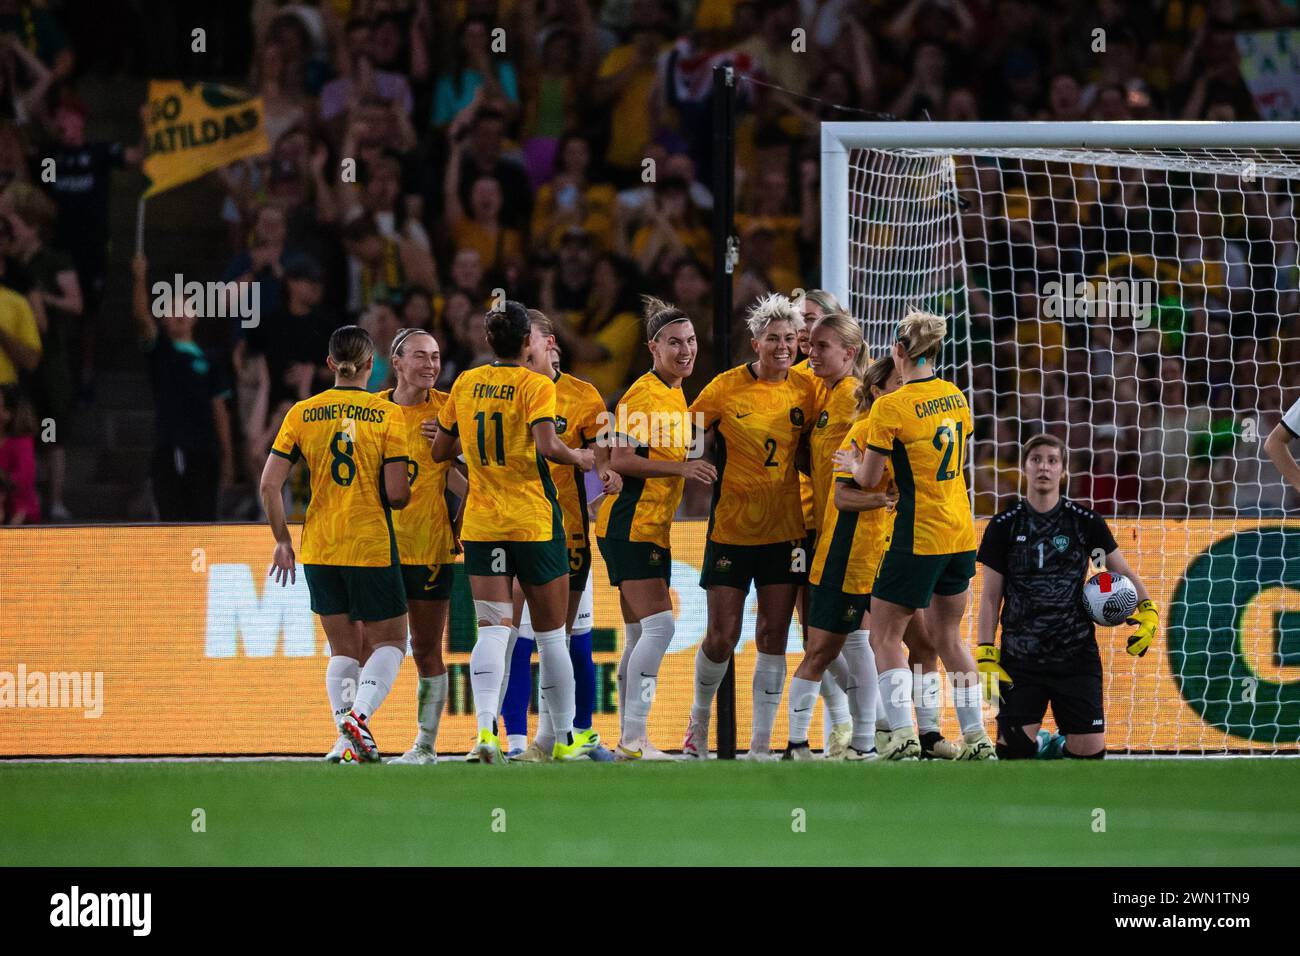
<box><xmin>540</xmin><ymin>685</ymin><xmax>556</xmax><ymax>691</ymax></box>
<box><xmin>736</xmin><ymin>412</ymin><xmax>752</xmax><ymax>419</ymax></box>
<box><xmin>793</xmin><ymin>707</ymin><xmax>811</xmax><ymax>713</ymax></box>
<box><xmin>639</xmin><ymin>672</ymin><xmax>656</xmax><ymax>678</ymax></box>
<box><xmin>472</xmin><ymin>670</ymin><xmax>490</xmax><ymax>675</ymax></box>
<box><xmin>763</xmin><ymin>690</ymin><xmax>780</xmax><ymax>695</ymax></box>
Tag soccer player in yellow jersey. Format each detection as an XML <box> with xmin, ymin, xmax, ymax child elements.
<box><xmin>786</xmin><ymin>355</ymin><xmax>900</xmax><ymax>759</ymax></box>
<box><xmin>594</xmin><ymin>298</ymin><xmax>716</xmax><ymax>759</ymax></box>
<box><xmin>260</xmin><ymin>326</ymin><xmax>411</xmax><ymax>763</ymax></box>
<box><xmin>380</xmin><ymin>329</ymin><xmax>470</xmax><ymax>765</ymax></box>
<box><xmin>840</xmin><ymin>310</ymin><xmax>996</xmax><ymax>761</ymax></box>
<box><xmin>684</xmin><ymin>293</ymin><xmax>821</xmax><ymax>760</ymax></box>
<box><xmin>506</xmin><ymin>312</ymin><xmax>621</xmax><ymax>762</ymax></box>
<box><xmin>799</xmin><ymin>298</ymin><xmax>870</xmax><ymax>757</ymax></box>
<box><xmin>431</xmin><ymin>300</ymin><xmax>596</xmax><ymax>763</ymax></box>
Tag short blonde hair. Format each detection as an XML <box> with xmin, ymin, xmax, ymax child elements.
<box><xmin>895</xmin><ymin>308</ymin><xmax>946</xmax><ymax>365</ymax></box>
<box><xmin>746</xmin><ymin>292</ymin><xmax>803</xmax><ymax>339</ymax></box>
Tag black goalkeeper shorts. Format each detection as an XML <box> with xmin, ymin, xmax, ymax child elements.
<box><xmin>997</xmin><ymin>663</ymin><xmax>1104</xmax><ymax>737</ymax></box>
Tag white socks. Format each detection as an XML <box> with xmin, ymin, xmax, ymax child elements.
<box><xmin>878</xmin><ymin>666</ymin><xmax>914</xmax><ymax>732</ymax></box>
<box><xmin>787</xmin><ymin>675</ymin><xmax>820</xmax><ymax>745</ymax></box>
<box><xmin>617</xmin><ymin>621</ymin><xmax>643</xmax><ymax>735</ymax></box>
<box><xmin>622</xmin><ymin>610</ymin><xmax>674</xmax><ymax>743</ymax></box>
<box><xmin>841</xmin><ymin>631</ymin><xmax>879</xmax><ymax>752</ymax></box>
<box><xmin>915</xmin><ymin>669</ymin><xmax>943</xmax><ymax>734</ymax></box>
<box><xmin>354</xmin><ymin>644</ymin><xmax>403</xmax><ymax>721</ymax></box>
<box><xmin>750</xmin><ymin>652</ymin><xmax>786</xmax><ymax>752</ymax></box>
<box><xmin>497</xmin><ymin>625</ymin><xmax>519</xmax><ymax>712</ymax></box>
<box><xmin>471</xmin><ymin>625</ymin><xmax>510</xmax><ymax>732</ymax></box>
<box><xmin>820</xmin><ymin>671</ymin><xmax>851</xmax><ymax>726</ymax></box>
<box><xmin>414</xmin><ymin>673</ymin><xmax>448</xmax><ymax>750</ymax></box>
<box><xmin>535</xmin><ymin>626</ymin><xmax>575</xmax><ymax>745</ymax></box>
<box><xmin>951</xmin><ymin>674</ymin><xmax>985</xmax><ymax>736</ymax></box>
<box><xmin>326</xmin><ymin>655</ymin><xmax>360</xmax><ymax>726</ymax></box>
<box><xmin>691</xmin><ymin>646</ymin><xmax>729</xmax><ymax>724</ymax></box>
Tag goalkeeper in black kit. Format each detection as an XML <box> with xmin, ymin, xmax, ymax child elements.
<box><xmin>975</xmin><ymin>435</ymin><xmax>1158</xmax><ymax>759</ymax></box>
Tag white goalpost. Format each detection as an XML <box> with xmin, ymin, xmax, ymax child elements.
<box><xmin>821</xmin><ymin>121</ymin><xmax>1300</xmax><ymax>754</ymax></box>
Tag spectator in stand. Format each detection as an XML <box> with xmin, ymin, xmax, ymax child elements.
<box><xmin>0</xmin><ymin>382</ymin><xmax>36</xmax><ymax>522</ymax></box>
<box><xmin>429</xmin><ymin>15</ymin><xmax>521</xmax><ymax>129</ymax></box>
<box><xmin>445</xmin><ymin>130</ymin><xmax>523</xmax><ymax>277</ymax></box>
<box><xmin>1073</xmin><ymin>424</ymin><xmax>1140</xmax><ymax>517</ymax></box>
<box><xmin>444</xmin><ymin>246</ymin><xmax>488</xmax><ymax>308</ymax></box>
<box><xmin>595</xmin><ymin>0</ymin><xmax>670</xmax><ymax>186</ymax></box>
<box><xmin>737</xmin><ymin>0</ymin><xmax>811</xmax><ymax>96</ymax></box>
<box><xmin>45</xmin><ymin>95</ymin><xmax>141</xmax><ymax>403</ymax></box>
<box><xmin>0</xmin><ymin>119</ymin><xmax>27</xmax><ymax>191</ymax></box>
<box><xmin>0</xmin><ymin>33</ymin><xmax>54</xmax><ymax>127</ymax></box>
<box><xmin>131</xmin><ymin>254</ymin><xmax>233</xmax><ymax>523</ymax></box>
<box><xmin>0</xmin><ymin>245</ymin><xmax>36</xmax><ymax>388</ymax></box>
<box><xmin>530</xmin><ymin>133</ymin><xmax>617</xmax><ymax>255</ymax></box>
<box><xmin>548</xmin><ymin>252</ymin><xmax>643</xmax><ymax>398</ymax></box>
<box><xmin>450</xmin><ymin>106</ymin><xmax>533</xmax><ymax>230</ymax></box>
<box><xmin>320</xmin><ymin>17</ymin><xmax>414</xmax><ymax>131</ymax></box>
<box><xmin>360</xmin><ymin>297</ymin><xmax>401</xmax><ymax>391</ymax></box>
<box><xmin>0</xmin><ymin>0</ymin><xmax>72</xmax><ymax>85</ymax></box>
<box><xmin>250</xmin><ymin>35</ymin><xmax>310</xmax><ymax>148</ymax></box>
<box><xmin>516</xmin><ymin>0</ymin><xmax>598</xmax><ymax>186</ymax></box>
<box><xmin>1</xmin><ymin>182</ymin><xmax>78</xmax><ymax>521</ymax></box>
<box><xmin>342</xmin><ymin>212</ymin><xmax>436</xmax><ymax>315</ymax></box>
<box><xmin>225</xmin><ymin>204</ymin><xmax>290</xmax><ymax>356</ymax></box>
<box><xmin>627</xmin><ymin>175</ymin><xmax>710</xmax><ymax>284</ymax></box>
<box><xmin>890</xmin><ymin>41</ymin><xmax>948</xmax><ymax>120</ymax></box>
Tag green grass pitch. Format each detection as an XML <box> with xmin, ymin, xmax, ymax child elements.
<box><xmin>4</xmin><ymin>759</ymin><xmax>1299</xmax><ymax>866</ymax></box>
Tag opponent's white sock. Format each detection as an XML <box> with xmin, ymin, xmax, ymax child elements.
<box><xmin>617</xmin><ymin>622</ymin><xmax>643</xmax><ymax>735</ymax></box>
<box><xmin>915</xmin><ymin>669</ymin><xmax>943</xmax><ymax>734</ymax></box>
<box><xmin>750</xmin><ymin>652</ymin><xmax>786</xmax><ymax>753</ymax></box>
<box><xmin>841</xmin><ymin>631</ymin><xmax>879</xmax><ymax>751</ymax></box>
<box><xmin>787</xmin><ymin>676</ymin><xmax>820</xmax><ymax>745</ymax></box>
<box><xmin>691</xmin><ymin>646</ymin><xmax>728</xmax><ymax>724</ymax></box>
<box><xmin>951</xmin><ymin>674</ymin><xmax>986</xmax><ymax>736</ymax></box>
<box><xmin>623</xmin><ymin>610</ymin><xmax>674</xmax><ymax>743</ymax></box>
<box><xmin>414</xmin><ymin>673</ymin><xmax>447</xmax><ymax>750</ymax></box>
<box><xmin>354</xmin><ymin>645</ymin><xmax>404</xmax><ymax>721</ymax></box>
<box><xmin>878</xmin><ymin>666</ymin><xmax>914</xmax><ymax>732</ymax></box>
<box><xmin>326</xmin><ymin>655</ymin><xmax>360</xmax><ymax>727</ymax></box>
<box><xmin>496</xmin><ymin>625</ymin><xmax>519</xmax><ymax>712</ymax></box>
<box><xmin>875</xmin><ymin>689</ymin><xmax>891</xmax><ymax>733</ymax></box>
<box><xmin>507</xmin><ymin>733</ymin><xmax>527</xmax><ymax>753</ymax></box>
<box><xmin>535</xmin><ymin>668</ymin><xmax>554</xmax><ymax>751</ymax></box>
<box><xmin>536</xmin><ymin>626</ymin><xmax>575</xmax><ymax>743</ymax></box>
<box><xmin>471</xmin><ymin>626</ymin><xmax>510</xmax><ymax>733</ymax></box>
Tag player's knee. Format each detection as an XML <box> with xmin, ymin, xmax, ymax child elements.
<box><xmin>474</xmin><ymin>600</ymin><xmax>513</xmax><ymax>628</ymax></box>
<box><xmin>995</xmin><ymin>725</ymin><xmax>1037</xmax><ymax>760</ymax></box>
<box><xmin>1063</xmin><ymin>739</ymin><xmax>1106</xmax><ymax>759</ymax></box>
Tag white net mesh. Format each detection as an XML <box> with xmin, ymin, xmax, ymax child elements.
<box><xmin>845</xmin><ymin>141</ymin><xmax>1300</xmax><ymax>754</ymax></box>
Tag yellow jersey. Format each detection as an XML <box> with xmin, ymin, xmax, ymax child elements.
<box><xmin>551</xmin><ymin>371</ymin><xmax>607</xmax><ymax>549</ymax></box>
<box><xmin>381</xmin><ymin>388</ymin><xmax>457</xmax><ymax>566</ymax></box>
<box><xmin>862</xmin><ymin>375</ymin><xmax>975</xmax><ymax>556</ymax></box>
<box><xmin>595</xmin><ymin>370</ymin><xmax>690</xmax><ymax>548</ymax></box>
<box><xmin>690</xmin><ymin>363</ymin><xmax>820</xmax><ymax>546</ymax></box>
<box><xmin>436</xmin><ymin>362</ymin><xmax>563</xmax><ymax>543</ymax></box>
<box><xmin>810</xmin><ymin>416</ymin><xmax>893</xmax><ymax>594</ymax></box>
<box><xmin>792</xmin><ymin>359</ymin><xmax>821</xmax><ymax>532</ymax></box>
<box><xmin>270</xmin><ymin>386</ymin><xmax>407</xmax><ymax>567</ymax></box>
<box><xmin>808</xmin><ymin>374</ymin><xmax>860</xmax><ymax>534</ymax></box>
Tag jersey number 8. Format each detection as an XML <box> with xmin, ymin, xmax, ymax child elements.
<box><xmin>330</xmin><ymin>432</ymin><xmax>356</xmax><ymax>486</ymax></box>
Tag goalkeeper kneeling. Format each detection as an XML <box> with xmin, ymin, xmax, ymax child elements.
<box><xmin>973</xmin><ymin>435</ymin><xmax>1157</xmax><ymax>760</ymax></box>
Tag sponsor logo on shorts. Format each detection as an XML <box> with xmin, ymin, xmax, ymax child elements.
<box><xmin>649</xmin><ymin>549</ymin><xmax>662</xmax><ymax>566</ymax></box>
<box><xmin>715</xmin><ymin>555</ymin><xmax>733</xmax><ymax>572</ymax></box>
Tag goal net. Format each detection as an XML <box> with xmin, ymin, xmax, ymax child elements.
<box><xmin>822</xmin><ymin>121</ymin><xmax>1300</xmax><ymax>754</ymax></box>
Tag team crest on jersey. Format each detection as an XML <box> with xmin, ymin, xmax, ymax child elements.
<box><xmin>555</xmin><ymin>415</ymin><xmax>568</xmax><ymax>435</ymax></box>
<box><xmin>790</xmin><ymin>407</ymin><xmax>804</xmax><ymax>427</ymax></box>
<box><xmin>715</xmin><ymin>555</ymin><xmax>733</xmax><ymax>572</ymax></box>
<box><xmin>1052</xmin><ymin>534</ymin><xmax>1069</xmax><ymax>552</ymax></box>
<box><xmin>816</xmin><ymin>410</ymin><xmax>829</xmax><ymax>428</ymax></box>
<box><xmin>649</xmin><ymin>549</ymin><xmax>662</xmax><ymax>566</ymax></box>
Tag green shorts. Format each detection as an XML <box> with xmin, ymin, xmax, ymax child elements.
<box><xmin>568</xmin><ymin>546</ymin><xmax>592</xmax><ymax>591</ymax></box>
<box><xmin>700</xmin><ymin>539</ymin><xmax>809</xmax><ymax>591</ymax></box>
<box><xmin>400</xmin><ymin>563</ymin><xmax>454</xmax><ymax>601</ymax></box>
<box><xmin>463</xmin><ymin>538</ymin><xmax>568</xmax><ymax>586</ymax></box>
<box><xmin>807</xmin><ymin>583</ymin><xmax>870</xmax><ymax>635</ymax></box>
<box><xmin>597</xmin><ymin>537</ymin><xmax>671</xmax><ymax>587</ymax></box>
<box><xmin>871</xmin><ymin>550</ymin><xmax>976</xmax><ymax>610</ymax></box>
<box><xmin>304</xmin><ymin>563</ymin><xmax>407</xmax><ymax>622</ymax></box>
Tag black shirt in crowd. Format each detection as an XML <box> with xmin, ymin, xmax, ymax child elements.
<box><xmin>143</xmin><ymin>333</ymin><xmax>229</xmax><ymax>452</ymax></box>
<box><xmin>976</xmin><ymin>496</ymin><xmax>1119</xmax><ymax>673</ymax></box>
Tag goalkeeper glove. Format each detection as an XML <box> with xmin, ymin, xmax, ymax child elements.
<box><xmin>975</xmin><ymin>644</ymin><xmax>1012</xmax><ymax>701</ymax></box>
<box><xmin>1125</xmin><ymin>599</ymin><xmax>1158</xmax><ymax>657</ymax></box>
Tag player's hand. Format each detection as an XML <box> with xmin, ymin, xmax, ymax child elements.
<box><xmin>269</xmin><ymin>542</ymin><xmax>296</xmax><ymax>586</ymax></box>
<box><xmin>832</xmin><ymin>440</ymin><xmax>864</xmax><ymax>475</ymax></box>
<box><xmin>420</xmin><ymin>418</ymin><xmax>440</xmax><ymax>442</ymax></box>
<box><xmin>1125</xmin><ymin>599</ymin><xmax>1158</xmax><ymax>657</ymax></box>
<box><xmin>975</xmin><ymin>644</ymin><xmax>1011</xmax><ymax>702</ymax></box>
<box><xmin>600</xmin><ymin>468</ymin><xmax>622</xmax><ymax>495</ymax></box>
<box><xmin>681</xmin><ymin>459</ymin><xmax>717</xmax><ymax>484</ymax></box>
<box><xmin>574</xmin><ymin>448</ymin><xmax>596</xmax><ymax>471</ymax></box>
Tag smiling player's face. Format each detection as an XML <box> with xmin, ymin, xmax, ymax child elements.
<box><xmin>753</xmin><ymin>320</ymin><xmax>797</xmax><ymax>373</ymax></box>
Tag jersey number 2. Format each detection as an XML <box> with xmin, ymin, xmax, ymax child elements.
<box><xmin>475</xmin><ymin>411</ymin><xmax>506</xmax><ymax>466</ymax></box>
<box><xmin>932</xmin><ymin>421</ymin><xmax>965</xmax><ymax>482</ymax></box>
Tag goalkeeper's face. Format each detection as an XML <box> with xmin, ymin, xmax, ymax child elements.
<box><xmin>1024</xmin><ymin>447</ymin><xmax>1065</xmax><ymax>494</ymax></box>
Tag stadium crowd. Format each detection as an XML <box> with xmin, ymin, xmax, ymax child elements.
<box><xmin>1</xmin><ymin>0</ymin><xmax>1299</xmax><ymax>524</ymax></box>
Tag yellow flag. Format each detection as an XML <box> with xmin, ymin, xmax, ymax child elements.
<box><xmin>142</xmin><ymin>80</ymin><xmax>269</xmax><ymax>198</ymax></box>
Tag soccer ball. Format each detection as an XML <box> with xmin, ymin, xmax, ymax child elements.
<box><xmin>1083</xmin><ymin>571</ymin><xmax>1139</xmax><ymax>626</ymax></box>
